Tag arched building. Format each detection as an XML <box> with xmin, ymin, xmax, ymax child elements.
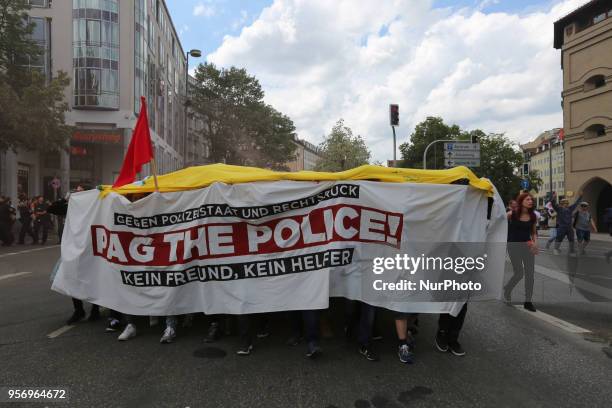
<box><xmin>554</xmin><ymin>0</ymin><xmax>612</xmax><ymax>229</ymax></box>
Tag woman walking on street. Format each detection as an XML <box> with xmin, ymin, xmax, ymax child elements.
<box><xmin>504</xmin><ymin>192</ymin><xmax>539</xmax><ymax>312</ymax></box>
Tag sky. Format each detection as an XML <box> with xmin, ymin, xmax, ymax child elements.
<box><xmin>166</xmin><ymin>0</ymin><xmax>590</xmax><ymax>162</ymax></box>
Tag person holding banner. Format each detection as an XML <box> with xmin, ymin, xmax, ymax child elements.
<box><xmin>504</xmin><ymin>192</ymin><xmax>538</xmax><ymax>312</ymax></box>
<box><xmin>395</xmin><ymin>313</ymin><xmax>417</xmax><ymax>363</ymax></box>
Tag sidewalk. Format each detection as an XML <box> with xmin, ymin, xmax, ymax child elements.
<box><xmin>538</xmin><ymin>228</ymin><xmax>612</xmax><ymax>242</ymax></box>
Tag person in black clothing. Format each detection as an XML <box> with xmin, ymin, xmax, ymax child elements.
<box><xmin>48</xmin><ymin>197</ymin><xmax>68</xmax><ymax>242</ymax></box>
<box><xmin>504</xmin><ymin>192</ymin><xmax>539</xmax><ymax>312</ymax></box>
<box><xmin>33</xmin><ymin>196</ymin><xmax>50</xmax><ymax>245</ymax></box>
<box><xmin>17</xmin><ymin>196</ymin><xmax>35</xmax><ymax>244</ymax></box>
<box><xmin>0</xmin><ymin>196</ymin><xmax>14</xmax><ymax>246</ymax></box>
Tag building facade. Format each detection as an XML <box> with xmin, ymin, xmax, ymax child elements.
<box><xmin>285</xmin><ymin>138</ymin><xmax>321</xmax><ymax>171</ymax></box>
<box><xmin>1</xmin><ymin>0</ymin><xmax>192</xmax><ymax>203</ymax></box>
<box><xmin>554</xmin><ymin>0</ymin><xmax>612</xmax><ymax>229</ymax></box>
<box><xmin>521</xmin><ymin>129</ymin><xmax>565</xmax><ymax>207</ymax></box>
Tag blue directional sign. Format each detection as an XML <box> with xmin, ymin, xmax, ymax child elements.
<box><xmin>521</xmin><ymin>179</ymin><xmax>530</xmax><ymax>190</ymax></box>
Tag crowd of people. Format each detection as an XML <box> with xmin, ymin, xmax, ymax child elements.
<box><xmin>63</xmin><ymin>299</ymin><xmax>467</xmax><ymax>364</ymax></box>
<box><xmin>504</xmin><ymin>190</ymin><xmax>612</xmax><ymax>313</ymax></box>
<box><xmin>0</xmin><ymin>194</ymin><xmax>64</xmax><ymax>246</ymax></box>
<box><xmin>42</xmin><ymin>186</ymin><xmax>611</xmax><ymax>364</ymax></box>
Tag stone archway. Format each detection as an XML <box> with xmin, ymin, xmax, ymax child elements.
<box><xmin>579</xmin><ymin>177</ymin><xmax>612</xmax><ymax>231</ymax></box>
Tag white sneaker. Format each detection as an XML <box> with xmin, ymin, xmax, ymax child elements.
<box><xmin>118</xmin><ymin>323</ymin><xmax>137</xmax><ymax>341</ymax></box>
<box><xmin>160</xmin><ymin>327</ymin><xmax>176</xmax><ymax>344</ymax></box>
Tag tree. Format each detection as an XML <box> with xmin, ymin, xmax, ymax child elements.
<box><xmin>470</xmin><ymin>133</ymin><xmax>542</xmax><ymax>204</ymax></box>
<box><xmin>315</xmin><ymin>119</ymin><xmax>371</xmax><ymax>171</ymax></box>
<box><xmin>0</xmin><ymin>0</ymin><xmax>72</xmax><ymax>153</ymax></box>
<box><xmin>190</xmin><ymin>63</ymin><xmax>297</xmax><ymax>168</ymax></box>
<box><xmin>399</xmin><ymin>117</ymin><xmax>542</xmax><ymax>204</ymax></box>
<box><xmin>399</xmin><ymin>117</ymin><xmax>462</xmax><ymax>169</ymax></box>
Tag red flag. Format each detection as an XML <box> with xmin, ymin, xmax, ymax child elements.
<box><xmin>558</xmin><ymin>128</ymin><xmax>564</xmax><ymax>141</ymax></box>
<box><xmin>113</xmin><ymin>97</ymin><xmax>154</xmax><ymax>188</ymax></box>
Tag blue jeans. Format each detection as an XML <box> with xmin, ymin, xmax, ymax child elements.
<box><xmin>547</xmin><ymin>227</ymin><xmax>557</xmax><ymax>243</ymax></box>
<box><xmin>576</xmin><ymin>229</ymin><xmax>590</xmax><ymax>242</ymax></box>
<box><xmin>555</xmin><ymin>225</ymin><xmax>575</xmax><ymax>252</ymax></box>
<box><xmin>302</xmin><ymin>310</ymin><xmax>320</xmax><ymax>347</ymax></box>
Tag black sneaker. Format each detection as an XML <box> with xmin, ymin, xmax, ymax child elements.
<box><xmin>105</xmin><ymin>318</ymin><xmax>121</xmax><ymax>332</ymax></box>
<box><xmin>524</xmin><ymin>302</ymin><xmax>536</xmax><ymax>312</ymax></box>
<box><xmin>448</xmin><ymin>341</ymin><xmax>466</xmax><ymax>356</ymax></box>
<box><xmin>435</xmin><ymin>330</ymin><xmax>449</xmax><ymax>352</ymax></box>
<box><xmin>359</xmin><ymin>346</ymin><xmax>379</xmax><ymax>361</ymax></box>
<box><xmin>66</xmin><ymin>309</ymin><xmax>85</xmax><ymax>325</ymax></box>
<box><xmin>306</xmin><ymin>343</ymin><xmax>322</xmax><ymax>359</ymax></box>
<box><xmin>204</xmin><ymin>323</ymin><xmax>221</xmax><ymax>343</ymax></box>
<box><xmin>236</xmin><ymin>344</ymin><xmax>253</xmax><ymax>356</ymax></box>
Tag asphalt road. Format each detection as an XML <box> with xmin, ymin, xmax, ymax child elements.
<box><xmin>1</xmin><ymin>244</ymin><xmax>612</xmax><ymax>408</ymax></box>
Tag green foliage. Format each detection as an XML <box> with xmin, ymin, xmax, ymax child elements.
<box><xmin>314</xmin><ymin>119</ymin><xmax>371</xmax><ymax>171</ymax></box>
<box><xmin>190</xmin><ymin>63</ymin><xmax>297</xmax><ymax>168</ymax></box>
<box><xmin>399</xmin><ymin>117</ymin><xmax>541</xmax><ymax>203</ymax></box>
<box><xmin>0</xmin><ymin>0</ymin><xmax>72</xmax><ymax>153</ymax></box>
<box><xmin>398</xmin><ymin>117</ymin><xmax>462</xmax><ymax>169</ymax></box>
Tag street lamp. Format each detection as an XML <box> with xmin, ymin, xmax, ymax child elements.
<box><xmin>183</xmin><ymin>48</ymin><xmax>202</xmax><ymax>167</ymax></box>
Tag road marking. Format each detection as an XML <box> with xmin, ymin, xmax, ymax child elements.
<box><xmin>0</xmin><ymin>272</ymin><xmax>32</xmax><ymax>281</ymax></box>
<box><xmin>0</xmin><ymin>245</ymin><xmax>60</xmax><ymax>259</ymax></box>
<box><xmin>514</xmin><ymin>306</ymin><xmax>591</xmax><ymax>334</ymax></box>
<box><xmin>47</xmin><ymin>325</ymin><xmax>75</xmax><ymax>339</ymax></box>
<box><xmin>535</xmin><ymin>264</ymin><xmax>612</xmax><ymax>300</ymax></box>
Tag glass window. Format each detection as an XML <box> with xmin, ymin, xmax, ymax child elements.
<box><xmin>30</xmin><ymin>17</ymin><xmax>46</xmax><ymax>41</ymax></box>
<box><xmin>86</xmin><ymin>69</ymin><xmax>101</xmax><ymax>92</ymax></box>
<box><xmin>28</xmin><ymin>0</ymin><xmax>47</xmax><ymax>7</ymax></box>
<box><xmin>86</xmin><ymin>20</ymin><xmax>100</xmax><ymax>44</ymax></box>
<box><xmin>593</xmin><ymin>13</ymin><xmax>606</xmax><ymax>24</ymax></box>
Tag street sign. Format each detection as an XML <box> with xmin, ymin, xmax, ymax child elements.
<box><xmin>521</xmin><ymin>179</ymin><xmax>530</xmax><ymax>190</ymax></box>
<box><xmin>444</xmin><ymin>142</ymin><xmax>480</xmax><ymax>167</ymax></box>
<box><xmin>445</xmin><ymin>150</ymin><xmax>480</xmax><ymax>159</ymax></box>
<box><xmin>444</xmin><ymin>142</ymin><xmax>480</xmax><ymax>151</ymax></box>
<box><xmin>445</xmin><ymin>159</ymin><xmax>480</xmax><ymax>167</ymax></box>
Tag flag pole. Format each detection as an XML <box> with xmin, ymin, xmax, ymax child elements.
<box><xmin>150</xmin><ymin>157</ymin><xmax>160</xmax><ymax>192</ymax></box>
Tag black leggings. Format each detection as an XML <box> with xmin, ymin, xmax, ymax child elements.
<box><xmin>506</xmin><ymin>243</ymin><xmax>535</xmax><ymax>301</ymax></box>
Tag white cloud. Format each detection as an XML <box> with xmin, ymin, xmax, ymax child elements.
<box><xmin>208</xmin><ymin>0</ymin><xmax>589</xmax><ymax>162</ymax></box>
<box><xmin>193</xmin><ymin>2</ymin><xmax>216</xmax><ymax>18</ymax></box>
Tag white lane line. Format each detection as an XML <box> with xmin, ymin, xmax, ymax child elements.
<box><xmin>47</xmin><ymin>325</ymin><xmax>76</xmax><ymax>339</ymax></box>
<box><xmin>0</xmin><ymin>245</ymin><xmax>60</xmax><ymax>259</ymax></box>
<box><xmin>535</xmin><ymin>264</ymin><xmax>612</xmax><ymax>300</ymax></box>
<box><xmin>514</xmin><ymin>306</ymin><xmax>591</xmax><ymax>334</ymax></box>
<box><xmin>0</xmin><ymin>272</ymin><xmax>32</xmax><ymax>281</ymax></box>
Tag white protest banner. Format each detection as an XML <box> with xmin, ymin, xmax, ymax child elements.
<box><xmin>52</xmin><ymin>180</ymin><xmax>507</xmax><ymax>316</ymax></box>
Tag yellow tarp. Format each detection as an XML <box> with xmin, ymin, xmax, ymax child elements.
<box><xmin>99</xmin><ymin>164</ymin><xmax>494</xmax><ymax>197</ymax></box>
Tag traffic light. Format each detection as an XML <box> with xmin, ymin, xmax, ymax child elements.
<box><xmin>389</xmin><ymin>104</ymin><xmax>399</xmax><ymax>126</ymax></box>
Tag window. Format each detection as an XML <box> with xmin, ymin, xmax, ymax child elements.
<box><xmin>593</xmin><ymin>13</ymin><xmax>606</xmax><ymax>24</ymax></box>
<box><xmin>73</xmin><ymin>0</ymin><xmax>119</xmax><ymax>109</ymax></box>
<box><xmin>28</xmin><ymin>0</ymin><xmax>48</xmax><ymax>7</ymax></box>
<box><xmin>86</xmin><ymin>20</ymin><xmax>101</xmax><ymax>44</ymax></box>
<box><xmin>584</xmin><ymin>74</ymin><xmax>605</xmax><ymax>91</ymax></box>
